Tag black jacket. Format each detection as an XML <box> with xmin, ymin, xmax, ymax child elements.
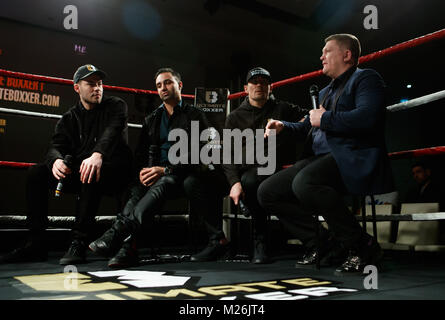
<box><xmin>222</xmin><ymin>97</ymin><xmax>305</xmax><ymax>187</ymax></box>
<box><xmin>406</xmin><ymin>180</ymin><xmax>445</xmax><ymax>210</ymax></box>
<box><xmin>283</xmin><ymin>68</ymin><xmax>394</xmax><ymax>195</ymax></box>
<box><xmin>45</xmin><ymin>95</ymin><xmax>132</xmax><ymax>169</ymax></box>
<box><xmin>134</xmin><ymin>102</ymin><xmax>211</xmax><ymax>177</ymax></box>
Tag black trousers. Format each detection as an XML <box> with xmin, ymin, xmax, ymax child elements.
<box><xmin>257</xmin><ymin>153</ymin><xmax>364</xmax><ymax>249</ymax></box>
<box><xmin>118</xmin><ymin>168</ymin><xmax>229</xmax><ymax>242</ymax></box>
<box><xmin>239</xmin><ymin>167</ymin><xmax>272</xmax><ymax>239</ymax></box>
<box><xmin>26</xmin><ymin>162</ymin><xmax>131</xmax><ymax>240</ymax></box>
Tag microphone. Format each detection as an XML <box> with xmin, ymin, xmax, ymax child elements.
<box><xmin>239</xmin><ymin>199</ymin><xmax>250</xmax><ymax>217</ymax></box>
<box><xmin>147</xmin><ymin>145</ymin><xmax>160</xmax><ymax>167</ymax></box>
<box><xmin>309</xmin><ymin>84</ymin><xmax>319</xmax><ymax>110</ymax></box>
<box><xmin>55</xmin><ymin>155</ymin><xmax>73</xmax><ymax>197</ymax></box>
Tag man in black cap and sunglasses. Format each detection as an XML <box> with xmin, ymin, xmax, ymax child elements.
<box><xmin>0</xmin><ymin>64</ymin><xmax>133</xmax><ymax>265</ymax></box>
<box><xmin>222</xmin><ymin>67</ymin><xmax>305</xmax><ymax>264</ymax></box>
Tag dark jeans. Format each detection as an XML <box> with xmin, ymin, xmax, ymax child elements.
<box><xmin>239</xmin><ymin>167</ymin><xmax>272</xmax><ymax>239</ymax></box>
<box><xmin>26</xmin><ymin>162</ymin><xmax>131</xmax><ymax>240</ymax></box>
<box><xmin>118</xmin><ymin>168</ymin><xmax>229</xmax><ymax>242</ymax></box>
<box><xmin>257</xmin><ymin>153</ymin><xmax>364</xmax><ymax>249</ymax></box>
<box><xmin>190</xmin><ymin>169</ymin><xmax>230</xmax><ymax>240</ymax></box>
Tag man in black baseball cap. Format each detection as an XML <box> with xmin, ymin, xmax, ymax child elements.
<box><xmin>246</xmin><ymin>67</ymin><xmax>271</xmax><ymax>83</ymax></box>
<box><xmin>222</xmin><ymin>66</ymin><xmax>306</xmax><ymax>264</ymax></box>
<box><xmin>0</xmin><ymin>64</ymin><xmax>132</xmax><ymax>266</ymax></box>
<box><xmin>73</xmin><ymin>64</ymin><xmax>107</xmax><ymax>84</ymax></box>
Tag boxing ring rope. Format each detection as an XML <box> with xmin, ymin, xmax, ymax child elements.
<box><xmin>1</xmin><ymin>28</ymin><xmax>445</xmax><ymax>167</ymax></box>
<box><xmin>2</xmin><ymin>82</ymin><xmax>444</xmax><ymax>130</ymax></box>
<box><xmin>228</xmin><ymin>28</ymin><xmax>445</xmax><ymax>100</ymax></box>
<box><xmin>2</xmin><ymin>95</ymin><xmax>445</xmax><ymax>166</ymax></box>
<box><xmin>386</xmin><ymin>90</ymin><xmax>445</xmax><ymax>112</ymax></box>
<box><xmin>1</xmin><ymin>29</ymin><xmax>444</xmax><ymax>101</ymax></box>
<box><xmin>2</xmin><ymin>144</ymin><xmax>445</xmax><ymax>169</ymax></box>
<box><xmin>1</xmin><ymin>31</ymin><xmax>445</xmax><ymax>234</ymax></box>
<box><xmin>0</xmin><ymin>69</ymin><xmax>194</xmax><ymax>100</ymax></box>
<box><xmin>387</xmin><ymin>147</ymin><xmax>445</xmax><ymax>160</ymax></box>
<box><xmin>0</xmin><ymin>107</ymin><xmax>143</xmax><ymax>129</ymax></box>
<box><xmin>0</xmin><ymin>161</ymin><xmax>36</xmax><ymax>168</ymax></box>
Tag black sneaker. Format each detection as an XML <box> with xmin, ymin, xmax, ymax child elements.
<box><xmin>335</xmin><ymin>236</ymin><xmax>383</xmax><ymax>276</ymax></box>
<box><xmin>59</xmin><ymin>239</ymin><xmax>87</xmax><ymax>265</ymax></box>
<box><xmin>108</xmin><ymin>241</ymin><xmax>139</xmax><ymax>269</ymax></box>
<box><xmin>190</xmin><ymin>238</ymin><xmax>229</xmax><ymax>262</ymax></box>
<box><xmin>252</xmin><ymin>238</ymin><xmax>270</xmax><ymax>264</ymax></box>
<box><xmin>0</xmin><ymin>241</ymin><xmax>47</xmax><ymax>264</ymax></box>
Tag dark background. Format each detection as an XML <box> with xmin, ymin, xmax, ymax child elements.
<box><xmin>0</xmin><ymin>0</ymin><xmax>444</xmax><ymax>216</ymax></box>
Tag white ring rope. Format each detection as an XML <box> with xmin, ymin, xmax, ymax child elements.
<box><xmin>386</xmin><ymin>90</ymin><xmax>445</xmax><ymax>112</ymax></box>
<box><xmin>0</xmin><ymin>107</ymin><xmax>143</xmax><ymax>128</ymax></box>
<box><xmin>2</xmin><ymin>88</ymin><xmax>445</xmax><ymax>123</ymax></box>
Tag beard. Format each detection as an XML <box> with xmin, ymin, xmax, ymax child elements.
<box><xmin>160</xmin><ymin>90</ymin><xmax>180</xmax><ymax>102</ymax></box>
<box><xmin>250</xmin><ymin>92</ymin><xmax>268</xmax><ymax>102</ymax></box>
<box><xmin>160</xmin><ymin>93</ymin><xmax>171</xmax><ymax>101</ymax></box>
<box><xmin>85</xmin><ymin>93</ymin><xmax>103</xmax><ymax>105</ymax></box>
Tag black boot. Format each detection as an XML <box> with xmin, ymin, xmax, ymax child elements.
<box><xmin>108</xmin><ymin>238</ymin><xmax>139</xmax><ymax>269</ymax></box>
<box><xmin>252</xmin><ymin>237</ymin><xmax>270</xmax><ymax>264</ymax></box>
<box><xmin>0</xmin><ymin>234</ymin><xmax>47</xmax><ymax>264</ymax></box>
<box><xmin>59</xmin><ymin>239</ymin><xmax>87</xmax><ymax>265</ymax></box>
<box><xmin>89</xmin><ymin>220</ymin><xmax>132</xmax><ymax>257</ymax></box>
<box><xmin>190</xmin><ymin>238</ymin><xmax>230</xmax><ymax>262</ymax></box>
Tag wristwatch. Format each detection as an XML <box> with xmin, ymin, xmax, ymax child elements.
<box><xmin>163</xmin><ymin>166</ymin><xmax>173</xmax><ymax>175</ymax></box>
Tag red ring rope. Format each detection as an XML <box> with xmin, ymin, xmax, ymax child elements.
<box><xmin>1</xmin><ymin>29</ymin><xmax>444</xmax><ymax>101</ymax></box>
<box><xmin>387</xmin><ymin>146</ymin><xmax>445</xmax><ymax>160</ymax></box>
<box><xmin>229</xmin><ymin>28</ymin><xmax>445</xmax><ymax>99</ymax></box>
<box><xmin>1</xmin><ymin>146</ymin><xmax>444</xmax><ymax>169</ymax></box>
<box><xmin>0</xmin><ymin>69</ymin><xmax>194</xmax><ymax>99</ymax></box>
<box><xmin>0</xmin><ymin>161</ymin><xmax>36</xmax><ymax>168</ymax></box>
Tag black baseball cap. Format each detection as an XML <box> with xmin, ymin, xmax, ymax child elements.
<box><xmin>73</xmin><ymin>64</ymin><xmax>107</xmax><ymax>83</ymax></box>
<box><xmin>246</xmin><ymin>67</ymin><xmax>271</xmax><ymax>83</ymax></box>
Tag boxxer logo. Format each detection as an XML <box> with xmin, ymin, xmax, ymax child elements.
<box><xmin>205</xmin><ymin>91</ymin><xmax>218</xmax><ymax>104</ymax></box>
<box><xmin>208</xmin><ymin>127</ymin><xmax>218</xmax><ymax>141</ymax></box>
<box><xmin>168</xmin><ymin>121</ymin><xmax>277</xmax><ymax>175</ymax></box>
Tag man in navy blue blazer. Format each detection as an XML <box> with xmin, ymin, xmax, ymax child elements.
<box><xmin>258</xmin><ymin>34</ymin><xmax>394</xmax><ymax>274</ymax></box>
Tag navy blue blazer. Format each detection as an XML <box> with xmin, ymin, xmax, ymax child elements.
<box><xmin>282</xmin><ymin>68</ymin><xmax>394</xmax><ymax>195</ymax></box>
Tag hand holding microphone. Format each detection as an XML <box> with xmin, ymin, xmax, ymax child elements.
<box><xmin>228</xmin><ymin>182</ymin><xmax>250</xmax><ymax>217</ymax></box>
<box><xmin>309</xmin><ymin>84</ymin><xmax>319</xmax><ymax>110</ymax></box>
<box><xmin>147</xmin><ymin>145</ymin><xmax>160</xmax><ymax>168</ymax></box>
<box><xmin>238</xmin><ymin>199</ymin><xmax>251</xmax><ymax>217</ymax></box>
<box><xmin>54</xmin><ymin>155</ymin><xmax>73</xmax><ymax>197</ymax></box>
<box><xmin>308</xmin><ymin>84</ymin><xmax>325</xmax><ymax>128</ymax></box>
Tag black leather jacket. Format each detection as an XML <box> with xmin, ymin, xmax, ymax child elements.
<box><xmin>134</xmin><ymin>102</ymin><xmax>211</xmax><ymax>177</ymax></box>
